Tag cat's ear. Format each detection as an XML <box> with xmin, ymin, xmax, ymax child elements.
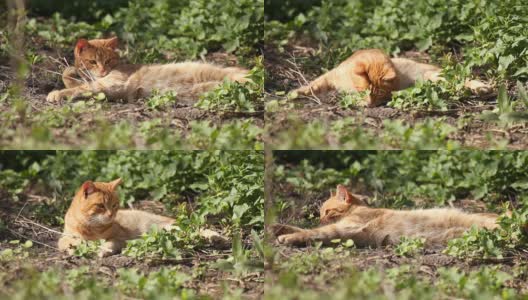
<box><xmin>75</xmin><ymin>39</ymin><xmax>90</xmax><ymax>55</ymax></box>
<box><xmin>336</xmin><ymin>184</ymin><xmax>350</xmax><ymax>202</ymax></box>
<box><xmin>108</xmin><ymin>178</ymin><xmax>123</xmax><ymax>191</ymax></box>
<box><xmin>336</xmin><ymin>184</ymin><xmax>362</xmax><ymax>205</ymax></box>
<box><xmin>104</xmin><ymin>37</ymin><xmax>119</xmax><ymax>49</ymax></box>
<box><xmin>82</xmin><ymin>181</ymin><xmax>96</xmax><ymax>198</ymax></box>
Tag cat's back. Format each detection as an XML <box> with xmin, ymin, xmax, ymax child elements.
<box><xmin>387</xmin><ymin>207</ymin><xmax>498</xmax><ymax>231</ymax></box>
<box><xmin>337</xmin><ymin>49</ymin><xmax>393</xmax><ymax>72</ymax></box>
<box><xmin>391</xmin><ymin>57</ymin><xmax>440</xmax><ymax>89</ymax></box>
<box><xmin>347</xmin><ymin>49</ymin><xmax>391</xmax><ymax>64</ymax></box>
<box><xmin>114</xmin><ymin>209</ymin><xmax>174</xmax><ymax>237</ymax></box>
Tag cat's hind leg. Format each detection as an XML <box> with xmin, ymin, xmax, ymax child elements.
<box><xmin>423</xmin><ymin>70</ymin><xmax>492</xmax><ymax>95</ymax></box>
<box><xmin>224</xmin><ymin>67</ymin><xmax>250</xmax><ymax>83</ymax></box>
<box><xmin>191</xmin><ymin>81</ymin><xmax>222</xmax><ymax>95</ymax></box>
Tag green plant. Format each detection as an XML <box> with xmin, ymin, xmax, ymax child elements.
<box><xmin>338</xmin><ymin>90</ymin><xmax>368</xmax><ymax>109</ymax></box>
<box><xmin>123</xmin><ymin>224</ymin><xmax>205</xmax><ymax>260</ymax></box>
<box><xmin>445</xmin><ymin>207</ymin><xmax>528</xmax><ymax>259</ymax></box>
<box><xmin>214</xmin><ymin>231</ymin><xmax>264</xmax><ymax>277</ymax></box>
<box><xmin>0</xmin><ymin>240</ymin><xmax>33</xmax><ymax>261</ymax></box>
<box><xmin>145</xmin><ymin>91</ymin><xmax>178</xmax><ymax>110</ymax></box>
<box><xmin>195</xmin><ymin>57</ymin><xmax>264</xmax><ymax>112</ymax></box>
<box><xmin>394</xmin><ymin>236</ymin><xmax>425</xmax><ymax>257</ymax></box>
<box><xmin>479</xmin><ymin>82</ymin><xmax>528</xmax><ymax>127</ymax></box>
<box><xmin>116</xmin><ymin>267</ymin><xmax>195</xmax><ymax>299</ymax></box>
<box><xmin>73</xmin><ymin>240</ymin><xmax>101</xmax><ymax>258</ymax></box>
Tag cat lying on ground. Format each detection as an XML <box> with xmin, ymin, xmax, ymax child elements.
<box><xmin>271</xmin><ymin>184</ymin><xmax>499</xmax><ymax>248</ymax></box>
<box><xmin>47</xmin><ymin>37</ymin><xmax>249</xmax><ymax>102</ymax></box>
<box><xmin>292</xmin><ymin>49</ymin><xmax>491</xmax><ymax>107</ymax></box>
<box><xmin>58</xmin><ymin>178</ymin><xmax>228</xmax><ymax>257</ymax></box>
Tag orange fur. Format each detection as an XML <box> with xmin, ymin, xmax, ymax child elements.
<box><xmin>294</xmin><ymin>49</ymin><xmax>398</xmax><ymax>107</ymax></box>
<box><xmin>58</xmin><ymin>178</ymin><xmax>175</xmax><ymax>257</ymax></box>
<box><xmin>273</xmin><ymin>185</ymin><xmax>499</xmax><ymax>248</ymax></box>
<box><xmin>49</xmin><ymin>37</ymin><xmax>249</xmax><ymax>102</ymax></box>
<box><xmin>293</xmin><ymin>49</ymin><xmax>491</xmax><ymax>107</ymax></box>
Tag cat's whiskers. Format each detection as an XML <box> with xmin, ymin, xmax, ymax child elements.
<box><xmin>32</xmin><ymin>65</ymin><xmax>84</xmax><ymax>83</ymax></box>
<box><xmin>87</xmin><ymin>214</ymin><xmax>113</xmax><ymax>227</ymax></box>
<box><xmin>78</xmin><ymin>61</ymin><xmax>97</xmax><ymax>83</ymax></box>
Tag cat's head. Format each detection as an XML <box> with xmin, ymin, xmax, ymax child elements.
<box><xmin>319</xmin><ymin>185</ymin><xmax>364</xmax><ymax>224</ymax></box>
<box><xmin>73</xmin><ymin>178</ymin><xmax>122</xmax><ymax>227</ymax></box>
<box><xmin>74</xmin><ymin>37</ymin><xmax>120</xmax><ymax>79</ymax></box>
<box><xmin>353</xmin><ymin>49</ymin><xmax>398</xmax><ymax>106</ymax></box>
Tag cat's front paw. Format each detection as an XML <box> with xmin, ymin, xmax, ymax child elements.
<box><xmin>465</xmin><ymin>80</ymin><xmax>493</xmax><ymax>95</ymax></box>
<box><xmin>270</xmin><ymin>223</ymin><xmax>304</xmax><ymax>236</ymax></box>
<box><xmin>199</xmin><ymin>228</ymin><xmax>230</xmax><ymax>249</ymax></box>
<box><xmin>293</xmin><ymin>86</ymin><xmax>310</xmax><ymax>96</ymax></box>
<box><xmin>46</xmin><ymin>90</ymin><xmax>65</xmax><ymax>102</ymax></box>
<box><xmin>276</xmin><ymin>233</ymin><xmax>308</xmax><ymax>246</ymax></box>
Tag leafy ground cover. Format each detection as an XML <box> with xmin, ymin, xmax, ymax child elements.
<box><xmin>0</xmin><ymin>0</ymin><xmax>264</xmax><ymax>149</ymax></box>
<box><xmin>264</xmin><ymin>0</ymin><xmax>528</xmax><ymax>149</ymax></box>
<box><xmin>0</xmin><ymin>151</ymin><xmax>264</xmax><ymax>299</ymax></box>
<box><xmin>267</xmin><ymin>151</ymin><xmax>528</xmax><ymax>298</ymax></box>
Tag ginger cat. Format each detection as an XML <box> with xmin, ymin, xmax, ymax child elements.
<box><xmin>293</xmin><ymin>49</ymin><xmax>491</xmax><ymax>107</ymax></box>
<box><xmin>47</xmin><ymin>37</ymin><xmax>249</xmax><ymax>102</ymax></box>
<box><xmin>272</xmin><ymin>185</ymin><xmax>499</xmax><ymax>248</ymax></box>
<box><xmin>58</xmin><ymin>178</ymin><xmax>227</xmax><ymax>257</ymax></box>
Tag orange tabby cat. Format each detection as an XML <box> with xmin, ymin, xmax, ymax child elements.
<box><xmin>58</xmin><ymin>178</ymin><xmax>227</xmax><ymax>257</ymax></box>
<box><xmin>47</xmin><ymin>37</ymin><xmax>249</xmax><ymax>102</ymax></box>
<box><xmin>61</xmin><ymin>37</ymin><xmax>120</xmax><ymax>89</ymax></box>
<box><xmin>293</xmin><ymin>49</ymin><xmax>491</xmax><ymax>107</ymax></box>
<box><xmin>272</xmin><ymin>185</ymin><xmax>499</xmax><ymax>247</ymax></box>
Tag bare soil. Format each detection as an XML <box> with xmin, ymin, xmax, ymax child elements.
<box><xmin>267</xmin><ymin>182</ymin><xmax>528</xmax><ymax>294</ymax></box>
<box><xmin>0</xmin><ymin>41</ymin><xmax>263</xmax><ymax>148</ymax></box>
<box><xmin>0</xmin><ymin>196</ymin><xmax>263</xmax><ymax>299</ymax></box>
<box><xmin>264</xmin><ymin>43</ymin><xmax>528</xmax><ymax>149</ymax></box>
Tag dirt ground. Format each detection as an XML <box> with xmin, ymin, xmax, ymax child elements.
<box><xmin>0</xmin><ymin>41</ymin><xmax>263</xmax><ymax>148</ymax></box>
<box><xmin>268</xmin><ymin>182</ymin><xmax>528</xmax><ymax>294</ymax></box>
<box><xmin>264</xmin><ymin>43</ymin><xmax>528</xmax><ymax>149</ymax></box>
<box><xmin>0</xmin><ymin>198</ymin><xmax>263</xmax><ymax>299</ymax></box>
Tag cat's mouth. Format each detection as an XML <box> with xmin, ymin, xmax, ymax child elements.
<box><xmin>87</xmin><ymin>214</ymin><xmax>114</xmax><ymax>226</ymax></box>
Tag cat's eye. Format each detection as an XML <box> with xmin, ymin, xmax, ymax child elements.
<box><xmin>89</xmin><ymin>60</ymin><xmax>97</xmax><ymax>65</ymax></box>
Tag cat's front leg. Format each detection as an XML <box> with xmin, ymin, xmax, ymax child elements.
<box><xmin>276</xmin><ymin>221</ymin><xmax>370</xmax><ymax>247</ymax></box>
<box><xmin>58</xmin><ymin>235</ymin><xmax>83</xmax><ymax>255</ymax></box>
<box><xmin>270</xmin><ymin>223</ymin><xmax>305</xmax><ymax>236</ymax></box>
<box><xmin>62</xmin><ymin>66</ymin><xmax>83</xmax><ymax>89</ymax></box>
<box><xmin>46</xmin><ymin>86</ymin><xmax>87</xmax><ymax>102</ymax></box>
<box><xmin>275</xmin><ymin>224</ymin><xmax>339</xmax><ymax>246</ymax></box>
<box><xmin>99</xmin><ymin>239</ymin><xmax>126</xmax><ymax>257</ymax></box>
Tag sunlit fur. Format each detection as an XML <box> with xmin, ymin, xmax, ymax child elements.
<box><xmin>58</xmin><ymin>178</ymin><xmax>175</xmax><ymax>257</ymax></box>
<box><xmin>293</xmin><ymin>49</ymin><xmax>491</xmax><ymax>107</ymax></box>
<box><xmin>48</xmin><ymin>37</ymin><xmax>249</xmax><ymax>102</ymax></box>
<box><xmin>273</xmin><ymin>184</ymin><xmax>499</xmax><ymax>248</ymax></box>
